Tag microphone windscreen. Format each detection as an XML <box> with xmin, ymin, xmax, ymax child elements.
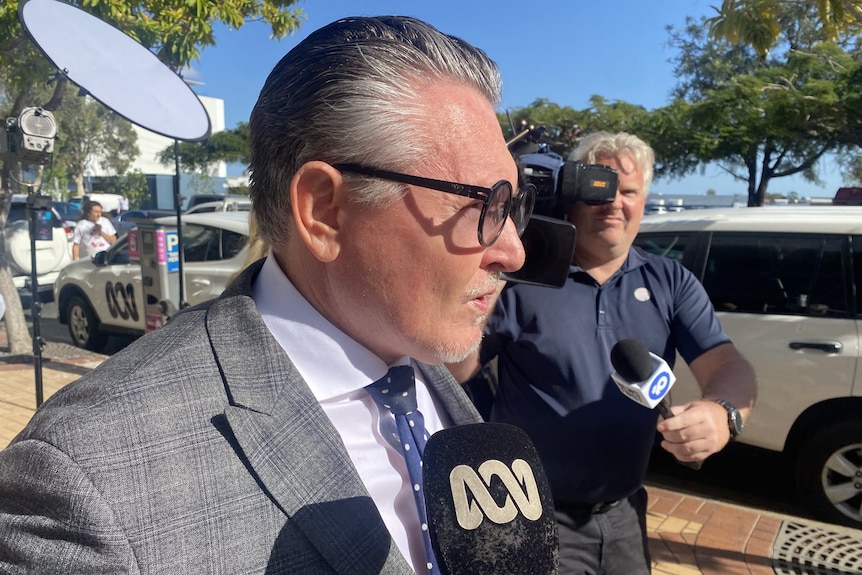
<box><xmin>423</xmin><ymin>423</ymin><xmax>558</xmax><ymax>575</ymax></box>
<box><xmin>610</xmin><ymin>338</ymin><xmax>653</xmax><ymax>382</ymax></box>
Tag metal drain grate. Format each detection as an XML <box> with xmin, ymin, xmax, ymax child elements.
<box><xmin>772</xmin><ymin>520</ymin><xmax>862</xmax><ymax>574</ymax></box>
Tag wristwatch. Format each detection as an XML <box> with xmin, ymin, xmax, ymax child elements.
<box><xmin>711</xmin><ymin>398</ymin><xmax>744</xmax><ymax>440</ymax></box>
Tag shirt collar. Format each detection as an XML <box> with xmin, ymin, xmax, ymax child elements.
<box><xmin>569</xmin><ymin>246</ymin><xmax>647</xmax><ymax>281</ymax></box>
<box><xmin>252</xmin><ymin>254</ymin><xmax>409</xmax><ymax>402</ymax></box>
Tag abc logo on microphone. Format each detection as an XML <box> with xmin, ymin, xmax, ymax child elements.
<box><xmin>423</xmin><ymin>423</ymin><xmax>558</xmax><ymax>575</ymax></box>
<box><xmin>448</xmin><ymin>458</ymin><xmax>544</xmax><ymax>530</ymax></box>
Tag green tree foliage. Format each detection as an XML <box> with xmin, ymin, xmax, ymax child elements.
<box><xmin>655</xmin><ymin>15</ymin><xmax>858</xmax><ymax>206</ymax></box>
<box><xmin>51</xmin><ymin>83</ymin><xmax>139</xmax><ymax>196</ymax></box>
<box><xmin>100</xmin><ymin>170</ymin><xmax>149</xmax><ymax>209</ymax></box>
<box><xmin>499</xmin><ymin>97</ymin><xmax>651</xmax><ymax>158</ymax></box>
<box><xmin>707</xmin><ymin>0</ymin><xmax>862</xmax><ymax>57</ymax></box>
<box><xmin>1</xmin><ymin>1</ymin><xmax>306</xmax><ymax>74</ymax></box>
<box><xmin>157</xmin><ymin>121</ymin><xmax>249</xmax><ymax>173</ymax></box>
<box><xmin>0</xmin><ymin>0</ymin><xmax>305</xmax><ymax>354</ymax></box>
<box><xmin>500</xmin><ymin>98</ymin><xmax>587</xmax><ymax>156</ymax></box>
<box><xmin>499</xmin><ymin>12</ymin><xmax>861</xmax><ymax>208</ymax></box>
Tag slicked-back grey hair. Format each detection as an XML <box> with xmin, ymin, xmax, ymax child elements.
<box><xmin>248</xmin><ymin>16</ymin><xmax>503</xmax><ymax>249</ymax></box>
<box><xmin>568</xmin><ymin>131</ymin><xmax>655</xmax><ymax>193</ymax></box>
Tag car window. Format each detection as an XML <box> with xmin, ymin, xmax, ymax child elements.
<box><xmin>703</xmin><ymin>233</ymin><xmax>848</xmax><ymax>317</ymax></box>
<box><xmin>634</xmin><ymin>232</ymin><xmax>691</xmax><ymax>263</ymax></box>
<box><xmin>107</xmin><ymin>238</ymin><xmax>131</xmax><ymax>265</ymax></box>
<box><xmin>7</xmin><ymin>206</ymin><xmax>27</xmax><ymax>224</ymax></box>
<box><xmin>225</xmin><ymin>203</ymin><xmax>252</xmax><ymax>212</ymax></box>
<box><xmin>176</xmin><ymin>226</ymin><xmax>248</xmax><ymax>262</ymax></box>
<box><xmin>183</xmin><ymin>225</ymin><xmax>221</xmax><ymax>262</ymax></box>
<box><xmin>851</xmin><ymin>236</ymin><xmax>862</xmax><ymax>317</ymax></box>
<box><xmin>222</xmin><ymin>230</ymin><xmax>247</xmax><ymax>259</ymax></box>
<box><xmin>55</xmin><ymin>202</ymin><xmax>82</xmax><ymax>220</ymax></box>
<box><xmin>119</xmin><ymin>210</ymin><xmax>146</xmax><ymax>221</ymax></box>
<box><xmin>7</xmin><ymin>205</ymin><xmax>63</xmax><ymax>227</ymax></box>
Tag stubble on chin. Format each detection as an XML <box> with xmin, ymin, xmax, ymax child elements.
<box><xmin>429</xmin><ymin>310</ymin><xmax>489</xmax><ymax>364</ymax></box>
<box><xmin>432</xmin><ymin>334</ymin><xmax>482</xmax><ymax>364</ymax></box>
<box><xmin>423</xmin><ymin>275</ymin><xmax>501</xmax><ymax>364</ymax></box>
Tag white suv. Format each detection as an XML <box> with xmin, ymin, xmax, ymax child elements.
<box><xmin>635</xmin><ymin>206</ymin><xmax>862</xmax><ymax>528</ymax></box>
<box><xmin>5</xmin><ymin>195</ymin><xmax>73</xmax><ymax>293</ymax></box>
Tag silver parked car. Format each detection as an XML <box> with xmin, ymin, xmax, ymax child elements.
<box><xmin>184</xmin><ymin>198</ymin><xmax>252</xmax><ymax>214</ymax></box>
<box><xmin>635</xmin><ymin>206</ymin><xmax>862</xmax><ymax>528</ymax></box>
<box><xmin>54</xmin><ymin>212</ymin><xmax>249</xmax><ymax>352</ymax></box>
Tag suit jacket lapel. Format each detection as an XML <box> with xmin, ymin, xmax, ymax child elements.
<box><xmin>206</xmin><ymin>262</ymin><xmax>411</xmax><ymax>574</ymax></box>
<box><xmin>417</xmin><ymin>362</ymin><xmax>483</xmax><ymax>426</ymax></box>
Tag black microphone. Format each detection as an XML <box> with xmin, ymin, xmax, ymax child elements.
<box><xmin>610</xmin><ymin>338</ymin><xmax>702</xmax><ymax>470</ymax></box>
<box><xmin>423</xmin><ymin>423</ymin><xmax>558</xmax><ymax>575</ymax></box>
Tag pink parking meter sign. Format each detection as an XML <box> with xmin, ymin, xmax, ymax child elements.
<box><xmin>155</xmin><ymin>229</ymin><xmax>167</xmax><ymax>262</ymax></box>
<box><xmin>128</xmin><ymin>229</ymin><xmax>139</xmax><ymax>261</ymax></box>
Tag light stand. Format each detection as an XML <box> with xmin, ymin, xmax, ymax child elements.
<box><xmin>173</xmin><ymin>140</ymin><xmax>187</xmax><ymax>309</ymax></box>
<box><xmin>12</xmin><ymin>0</ymin><xmax>211</xmax><ymax>404</ymax></box>
<box><xmin>1</xmin><ymin>105</ymin><xmax>58</xmax><ymax>406</ymax></box>
<box><xmin>26</xmin><ymin>193</ymin><xmax>52</xmax><ymax>406</ymax></box>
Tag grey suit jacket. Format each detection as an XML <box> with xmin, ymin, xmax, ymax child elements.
<box><xmin>0</xmin><ymin>261</ymin><xmax>482</xmax><ymax>574</ymax></box>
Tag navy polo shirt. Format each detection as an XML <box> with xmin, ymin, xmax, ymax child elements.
<box><xmin>481</xmin><ymin>247</ymin><xmax>729</xmax><ymax>506</ymax></box>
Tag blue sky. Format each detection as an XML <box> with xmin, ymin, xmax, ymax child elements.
<box><xmin>188</xmin><ymin>0</ymin><xmax>844</xmax><ymax>199</ymax></box>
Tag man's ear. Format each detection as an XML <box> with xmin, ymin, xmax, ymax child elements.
<box><xmin>291</xmin><ymin>161</ymin><xmax>345</xmax><ymax>262</ymax></box>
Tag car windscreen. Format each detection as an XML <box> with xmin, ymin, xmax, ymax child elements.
<box><xmin>7</xmin><ymin>205</ymin><xmax>63</xmax><ymax>227</ymax></box>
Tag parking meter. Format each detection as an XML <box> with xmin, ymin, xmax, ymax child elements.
<box><xmin>128</xmin><ymin>220</ymin><xmax>180</xmax><ymax>332</ymax></box>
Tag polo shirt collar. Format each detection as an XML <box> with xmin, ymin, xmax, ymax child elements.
<box><xmin>569</xmin><ymin>247</ymin><xmax>647</xmax><ymax>283</ymax></box>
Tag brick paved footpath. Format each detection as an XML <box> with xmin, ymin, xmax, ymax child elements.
<box><xmin>2</xmin><ymin>355</ymin><xmax>862</xmax><ymax>574</ymax></box>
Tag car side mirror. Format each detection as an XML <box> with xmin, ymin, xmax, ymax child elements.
<box><xmin>92</xmin><ymin>251</ymin><xmax>108</xmax><ymax>266</ymax></box>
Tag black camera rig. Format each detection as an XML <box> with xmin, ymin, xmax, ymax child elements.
<box><xmin>521</xmin><ymin>149</ymin><xmax>619</xmax><ymax>217</ymax></box>
<box><xmin>503</xmin><ymin>131</ymin><xmax>620</xmax><ymax>289</ymax></box>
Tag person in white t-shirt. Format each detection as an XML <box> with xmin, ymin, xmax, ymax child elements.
<box><xmin>117</xmin><ymin>194</ymin><xmax>130</xmax><ymax>214</ymax></box>
<box><xmin>72</xmin><ymin>200</ymin><xmax>117</xmax><ymax>260</ymax></box>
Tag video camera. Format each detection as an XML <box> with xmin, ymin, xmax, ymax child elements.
<box><xmin>503</xmin><ymin>135</ymin><xmax>619</xmax><ymax>289</ymax></box>
<box><xmin>521</xmin><ymin>150</ymin><xmax>619</xmax><ymax>217</ymax></box>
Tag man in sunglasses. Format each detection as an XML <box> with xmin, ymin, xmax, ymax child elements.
<box><xmin>450</xmin><ymin>132</ymin><xmax>756</xmax><ymax>574</ymax></box>
<box><xmin>0</xmin><ymin>16</ymin><xmax>533</xmax><ymax>574</ymax></box>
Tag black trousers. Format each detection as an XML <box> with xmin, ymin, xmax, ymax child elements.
<box><xmin>555</xmin><ymin>488</ymin><xmax>650</xmax><ymax>575</ymax></box>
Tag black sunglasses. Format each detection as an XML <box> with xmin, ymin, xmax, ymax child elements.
<box><xmin>333</xmin><ymin>163</ymin><xmax>536</xmax><ymax>247</ymax></box>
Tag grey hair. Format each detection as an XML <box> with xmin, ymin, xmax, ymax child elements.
<box><xmin>568</xmin><ymin>131</ymin><xmax>655</xmax><ymax>193</ymax></box>
<box><xmin>248</xmin><ymin>16</ymin><xmax>503</xmax><ymax>249</ymax></box>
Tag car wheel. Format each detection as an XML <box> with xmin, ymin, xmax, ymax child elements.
<box><xmin>795</xmin><ymin>421</ymin><xmax>862</xmax><ymax>528</ymax></box>
<box><xmin>67</xmin><ymin>295</ymin><xmax>108</xmax><ymax>353</ymax></box>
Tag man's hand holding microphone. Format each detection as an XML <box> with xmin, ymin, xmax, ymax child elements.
<box><xmin>611</xmin><ymin>339</ymin><xmax>728</xmax><ymax>469</ymax></box>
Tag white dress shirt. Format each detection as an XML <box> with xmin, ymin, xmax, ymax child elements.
<box><xmin>252</xmin><ymin>254</ymin><xmax>446</xmax><ymax>574</ymax></box>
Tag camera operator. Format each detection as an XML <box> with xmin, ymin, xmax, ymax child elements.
<box><xmin>448</xmin><ymin>131</ymin><xmax>756</xmax><ymax>574</ymax></box>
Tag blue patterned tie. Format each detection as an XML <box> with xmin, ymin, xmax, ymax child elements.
<box><xmin>366</xmin><ymin>365</ymin><xmax>440</xmax><ymax>575</ymax></box>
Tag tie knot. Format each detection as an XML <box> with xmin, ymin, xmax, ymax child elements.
<box><xmin>366</xmin><ymin>365</ymin><xmax>417</xmax><ymax>415</ymax></box>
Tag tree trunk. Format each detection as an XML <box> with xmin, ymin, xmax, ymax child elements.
<box><xmin>748</xmin><ymin>180</ymin><xmax>760</xmax><ymax>207</ymax></box>
<box><xmin>0</xmin><ymin>266</ymin><xmax>32</xmax><ymax>355</ymax></box>
<box><xmin>73</xmin><ymin>173</ymin><xmax>85</xmax><ymax>196</ymax></box>
<box><xmin>0</xmin><ymin>185</ymin><xmax>33</xmax><ymax>355</ymax></box>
